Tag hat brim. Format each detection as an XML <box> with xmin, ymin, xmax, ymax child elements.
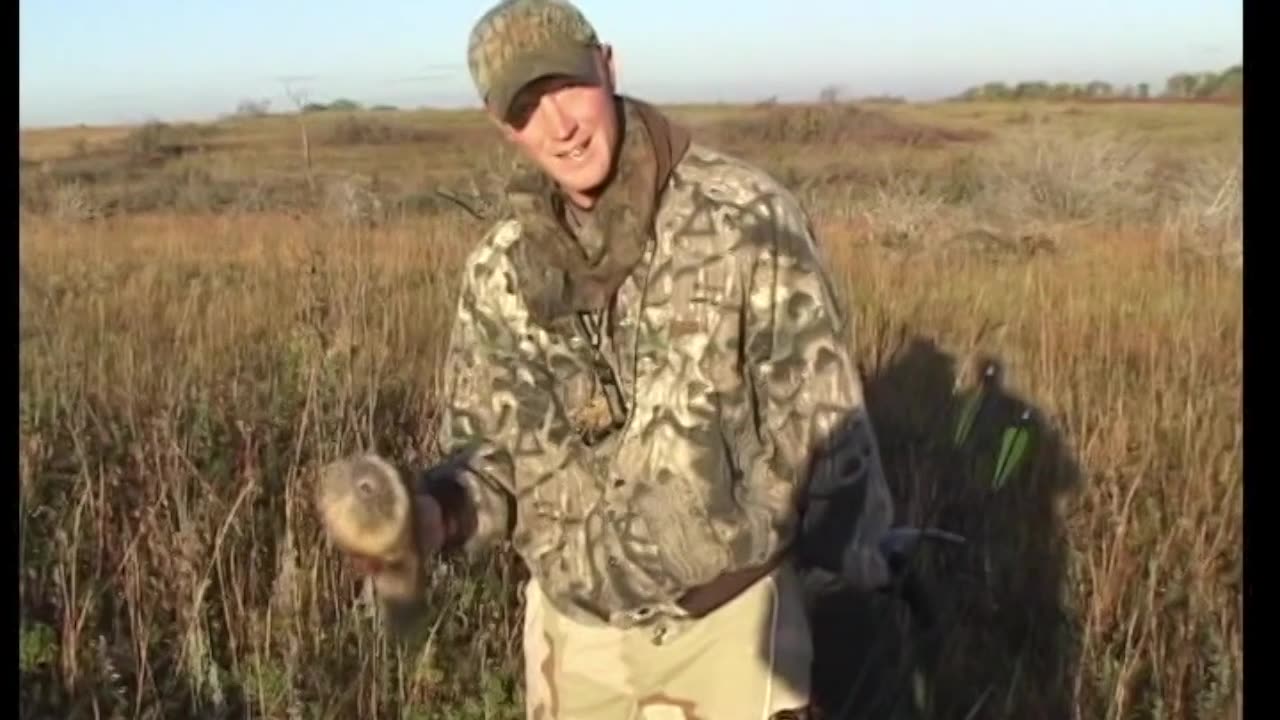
<box><xmin>487</xmin><ymin>46</ymin><xmax>602</xmax><ymax>121</ymax></box>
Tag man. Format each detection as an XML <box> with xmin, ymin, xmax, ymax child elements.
<box><xmin>332</xmin><ymin>1</ymin><xmax>920</xmax><ymax>717</ymax></box>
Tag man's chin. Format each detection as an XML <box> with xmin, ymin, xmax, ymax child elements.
<box><xmin>554</xmin><ymin>166</ymin><xmax>611</xmax><ymax>200</ymax></box>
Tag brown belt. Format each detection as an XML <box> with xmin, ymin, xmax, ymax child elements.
<box><xmin>676</xmin><ymin>549</ymin><xmax>790</xmax><ymax>618</ymax></box>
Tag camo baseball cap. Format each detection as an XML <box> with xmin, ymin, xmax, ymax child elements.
<box><xmin>467</xmin><ymin>0</ymin><xmax>603</xmax><ymax>120</ymax></box>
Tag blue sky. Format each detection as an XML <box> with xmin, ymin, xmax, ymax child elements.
<box><xmin>20</xmin><ymin>0</ymin><xmax>1241</xmax><ymax>128</ymax></box>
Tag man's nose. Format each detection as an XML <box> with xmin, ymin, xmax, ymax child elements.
<box><xmin>539</xmin><ymin>95</ymin><xmax>576</xmax><ymax>140</ymax></box>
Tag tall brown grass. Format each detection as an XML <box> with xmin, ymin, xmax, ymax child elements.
<box><xmin>19</xmin><ymin>101</ymin><xmax>1241</xmax><ymax>719</ymax></box>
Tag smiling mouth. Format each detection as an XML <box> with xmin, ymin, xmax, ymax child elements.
<box><xmin>557</xmin><ymin>136</ymin><xmax>591</xmax><ymax>161</ymax></box>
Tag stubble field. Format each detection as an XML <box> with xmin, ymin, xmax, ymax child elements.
<box><xmin>19</xmin><ymin>98</ymin><xmax>1241</xmax><ymax>719</ymax></box>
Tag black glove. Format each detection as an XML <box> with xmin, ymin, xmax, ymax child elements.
<box><xmin>872</xmin><ymin>527</ymin><xmax>966</xmax><ymax>629</ymax></box>
<box><xmin>877</xmin><ymin>527</ymin><xmax>966</xmax><ymax>580</ymax></box>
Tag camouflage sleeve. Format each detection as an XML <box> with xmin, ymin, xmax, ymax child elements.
<box><xmin>740</xmin><ymin>194</ymin><xmax>896</xmax><ymax>591</ymax></box>
<box><xmin>420</xmin><ymin>248</ymin><xmax>518</xmax><ymax>556</ymax></box>
<box><xmin>422</xmin><ymin>224</ymin><xmax>602</xmax><ymax>558</ymax></box>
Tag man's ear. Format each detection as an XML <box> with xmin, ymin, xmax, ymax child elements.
<box><xmin>599</xmin><ymin>43</ymin><xmax>617</xmax><ymax>90</ymax></box>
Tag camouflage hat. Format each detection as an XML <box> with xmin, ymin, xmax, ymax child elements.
<box><xmin>467</xmin><ymin>0</ymin><xmax>602</xmax><ymax>119</ymax></box>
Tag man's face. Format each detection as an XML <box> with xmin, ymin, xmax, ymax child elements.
<box><xmin>495</xmin><ymin>48</ymin><xmax>619</xmax><ymax>208</ymax></box>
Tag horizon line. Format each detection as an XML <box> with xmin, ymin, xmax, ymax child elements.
<box><xmin>19</xmin><ymin>63</ymin><xmax>1241</xmax><ymax>132</ymax></box>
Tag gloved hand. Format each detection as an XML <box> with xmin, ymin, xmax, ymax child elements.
<box><xmin>877</xmin><ymin>526</ymin><xmax>966</xmax><ymax>579</ymax></box>
<box><xmin>872</xmin><ymin>526</ymin><xmax>966</xmax><ymax>629</ymax></box>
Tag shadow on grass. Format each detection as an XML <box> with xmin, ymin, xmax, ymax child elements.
<box><xmin>804</xmin><ymin>335</ymin><xmax>1084</xmax><ymax>719</ymax></box>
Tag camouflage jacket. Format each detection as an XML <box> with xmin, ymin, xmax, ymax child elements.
<box><xmin>433</xmin><ymin>143</ymin><xmax>894</xmax><ymax>630</ymax></box>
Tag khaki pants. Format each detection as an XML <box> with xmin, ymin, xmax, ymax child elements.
<box><xmin>522</xmin><ymin>563</ymin><xmax>814</xmax><ymax>719</ymax></box>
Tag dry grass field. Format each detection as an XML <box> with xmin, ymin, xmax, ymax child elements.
<box><xmin>19</xmin><ymin>98</ymin><xmax>1241</xmax><ymax>719</ymax></box>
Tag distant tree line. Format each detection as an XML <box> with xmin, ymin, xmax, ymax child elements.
<box><xmin>225</xmin><ymin>62</ymin><xmax>1241</xmax><ymax>120</ymax></box>
<box><xmin>300</xmin><ymin>98</ymin><xmax>400</xmax><ymax>113</ymax></box>
<box><xmin>952</xmin><ymin>64</ymin><xmax>1241</xmax><ymax>102</ymax></box>
<box><xmin>231</xmin><ymin>97</ymin><xmax>400</xmax><ymax>118</ymax></box>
